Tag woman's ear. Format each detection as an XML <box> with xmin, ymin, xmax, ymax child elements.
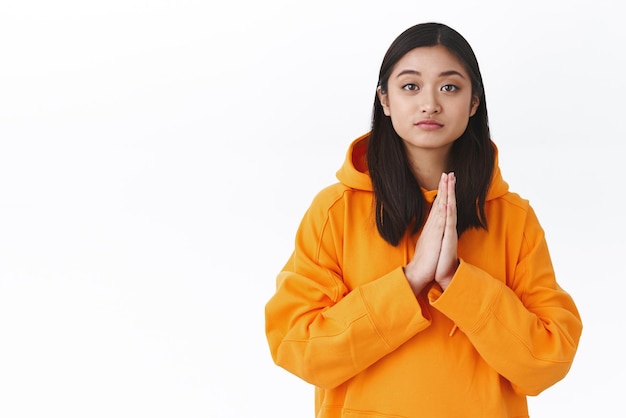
<box><xmin>469</xmin><ymin>96</ymin><xmax>480</xmax><ymax>117</ymax></box>
<box><xmin>377</xmin><ymin>86</ymin><xmax>391</xmax><ymax>116</ymax></box>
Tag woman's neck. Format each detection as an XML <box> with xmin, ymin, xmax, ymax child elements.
<box><xmin>405</xmin><ymin>146</ymin><xmax>451</xmax><ymax>190</ymax></box>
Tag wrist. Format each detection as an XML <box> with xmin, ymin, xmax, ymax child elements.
<box><xmin>437</xmin><ymin>259</ymin><xmax>459</xmax><ymax>291</ymax></box>
<box><xmin>403</xmin><ymin>265</ymin><xmax>431</xmax><ymax>296</ymax></box>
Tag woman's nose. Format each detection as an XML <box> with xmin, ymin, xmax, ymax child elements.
<box><xmin>420</xmin><ymin>89</ymin><xmax>441</xmax><ymax>114</ymax></box>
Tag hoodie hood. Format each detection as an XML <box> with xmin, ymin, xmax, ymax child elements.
<box><xmin>335</xmin><ymin>132</ymin><xmax>510</xmax><ymax>201</ymax></box>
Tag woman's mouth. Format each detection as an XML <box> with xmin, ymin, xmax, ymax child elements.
<box><xmin>415</xmin><ymin>119</ymin><xmax>443</xmax><ymax>130</ymax></box>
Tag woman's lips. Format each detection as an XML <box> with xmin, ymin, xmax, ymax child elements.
<box><xmin>415</xmin><ymin>119</ymin><xmax>443</xmax><ymax>130</ymax></box>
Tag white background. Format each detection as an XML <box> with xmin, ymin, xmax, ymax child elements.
<box><xmin>0</xmin><ymin>0</ymin><xmax>623</xmax><ymax>417</ymax></box>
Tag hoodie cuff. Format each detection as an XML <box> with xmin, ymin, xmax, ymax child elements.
<box><xmin>360</xmin><ymin>266</ymin><xmax>432</xmax><ymax>349</ymax></box>
<box><xmin>427</xmin><ymin>259</ymin><xmax>503</xmax><ymax>332</ymax></box>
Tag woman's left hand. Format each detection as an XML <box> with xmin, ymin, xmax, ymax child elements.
<box><xmin>434</xmin><ymin>172</ymin><xmax>459</xmax><ymax>290</ymax></box>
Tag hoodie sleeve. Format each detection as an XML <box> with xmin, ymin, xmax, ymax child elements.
<box><xmin>427</xmin><ymin>205</ymin><xmax>582</xmax><ymax>396</ymax></box>
<box><xmin>265</xmin><ymin>187</ymin><xmax>431</xmax><ymax>390</ymax></box>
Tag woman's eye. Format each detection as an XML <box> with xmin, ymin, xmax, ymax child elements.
<box><xmin>441</xmin><ymin>84</ymin><xmax>458</xmax><ymax>92</ymax></box>
<box><xmin>402</xmin><ymin>83</ymin><xmax>419</xmax><ymax>91</ymax></box>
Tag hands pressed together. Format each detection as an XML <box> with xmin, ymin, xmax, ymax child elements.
<box><xmin>404</xmin><ymin>172</ymin><xmax>459</xmax><ymax>295</ymax></box>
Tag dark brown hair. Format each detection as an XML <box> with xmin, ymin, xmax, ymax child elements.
<box><xmin>367</xmin><ymin>22</ymin><xmax>495</xmax><ymax>246</ymax></box>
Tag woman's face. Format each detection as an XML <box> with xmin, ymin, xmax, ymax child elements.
<box><xmin>378</xmin><ymin>45</ymin><xmax>479</xmax><ymax>156</ymax></box>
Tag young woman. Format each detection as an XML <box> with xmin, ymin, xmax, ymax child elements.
<box><xmin>265</xmin><ymin>22</ymin><xmax>582</xmax><ymax>418</ymax></box>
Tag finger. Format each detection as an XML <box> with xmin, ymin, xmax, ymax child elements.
<box><xmin>422</xmin><ymin>173</ymin><xmax>448</xmax><ymax>229</ymax></box>
<box><xmin>436</xmin><ymin>172</ymin><xmax>448</xmax><ymax>214</ymax></box>
<box><xmin>447</xmin><ymin>172</ymin><xmax>457</xmax><ymax>224</ymax></box>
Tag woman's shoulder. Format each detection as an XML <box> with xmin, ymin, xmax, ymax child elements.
<box><xmin>309</xmin><ymin>182</ymin><xmax>358</xmax><ymax>207</ymax></box>
<box><xmin>496</xmin><ymin>190</ymin><xmax>531</xmax><ymax>211</ymax></box>
<box><xmin>304</xmin><ymin>181</ymin><xmax>371</xmax><ymax>217</ymax></box>
<box><xmin>488</xmin><ymin>190</ymin><xmax>548</xmax><ymax>233</ymax></box>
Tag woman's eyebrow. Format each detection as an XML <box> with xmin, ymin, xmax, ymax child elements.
<box><xmin>395</xmin><ymin>69</ymin><xmax>466</xmax><ymax>78</ymax></box>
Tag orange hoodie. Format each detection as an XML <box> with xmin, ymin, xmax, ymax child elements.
<box><xmin>265</xmin><ymin>133</ymin><xmax>582</xmax><ymax>418</ymax></box>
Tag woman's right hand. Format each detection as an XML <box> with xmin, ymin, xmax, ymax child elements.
<box><xmin>404</xmin><ymin>172</ymin><xmax>454</xmax><ymax>296</ymax></box>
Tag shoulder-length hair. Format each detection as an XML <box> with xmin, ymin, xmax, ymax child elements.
<box><xmin>367</xmin><ymin>22</ymin><xmax>495</xmax><ymax>246</ymax></box>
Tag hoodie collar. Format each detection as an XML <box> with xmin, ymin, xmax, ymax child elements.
<box><xmin>335</xmin><ymin>132</ymin><xmax>509</xmax><ymax>201</ymax></box>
